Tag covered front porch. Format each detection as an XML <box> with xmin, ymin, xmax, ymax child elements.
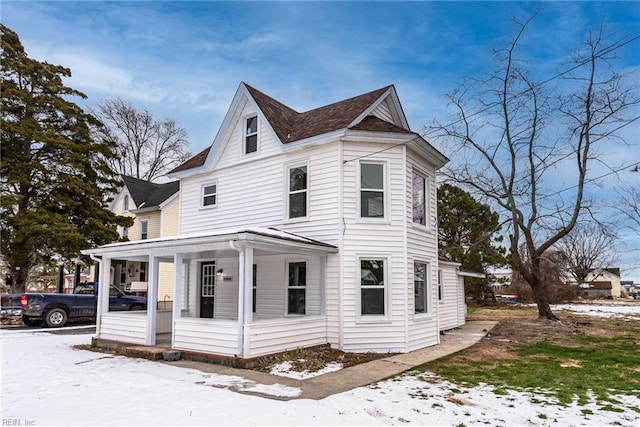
<box><xmin>82</xmin><ymin>228</ymin><xmax>338</xmax><ymax>359</ymax></box>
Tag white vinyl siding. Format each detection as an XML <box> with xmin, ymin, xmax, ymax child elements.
<box><xmin>438</xmin><ymin>262</ymin><xmax>466</xmax><ymax>331</ymax></box>
<box><xmin>371</xmin><ymin>100</ymin><xmax>394</xmax><ymax>123</ymax></box>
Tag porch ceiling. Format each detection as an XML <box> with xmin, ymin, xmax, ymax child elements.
<box><xmin>81</xmin><ymin>227</ymin><xmax>338</xmax><ymax>259</ymax></box>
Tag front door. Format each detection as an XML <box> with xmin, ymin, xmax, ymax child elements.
<box><xmin>200</xmin><ymin>262</ymin><xmax>216</xmax><ymax>318</ymax></box>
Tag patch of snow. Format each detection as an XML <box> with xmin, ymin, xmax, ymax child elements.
<box><xmin>269</xmin><ymin>361</ymin><xmax>344</xmax><ymax>379</ymax></box>
<box><xmin>552</xmin><ymin>303</ymin><xmax>640</xmax><ymax>319</ymax></box>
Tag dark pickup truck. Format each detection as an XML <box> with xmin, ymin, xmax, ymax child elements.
<box><xmin>0</xmin><ymin>283</ymin><xmax>147</xmax><ymax>328</ymax></box>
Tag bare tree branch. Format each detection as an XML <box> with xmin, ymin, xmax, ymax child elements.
<box><xmin>93</xmin><ymin>99</ymin><xmax>192</xmax><ymax>181</ymax></box>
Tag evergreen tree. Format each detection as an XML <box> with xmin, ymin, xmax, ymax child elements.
<box><xmin>0</xmin><ymin>25</ymin><xmax>132</xmax><ymax>292</ymax></box>
<box><xmin>438</xmin><ymin>183</ymin><xmax>508</xmax><ymax>300</ymax></box>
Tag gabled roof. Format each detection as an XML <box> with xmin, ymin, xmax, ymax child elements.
<box><xmin>169</xmin><ymin>83</ymin><xmax>412</xmax><ymax>174</ymax></box>
<box><xmin>245</xmin><ymin>83</ymin><xmax>397</xmax><ymax>143</ymax></box>
<box><xmin>121</xmin><ymin>175</ymin><xmax>179</xmax><ymax>210</ymax></box>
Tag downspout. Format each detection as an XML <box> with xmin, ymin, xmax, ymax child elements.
<box><xmin>229</xmin><ymin>240</ymin><xmax>245</xmax><ymax>357</ymax></box>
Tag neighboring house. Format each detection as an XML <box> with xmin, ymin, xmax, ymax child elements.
<box><xmin>83</xmin><ymin>82</ymin><xmax>466</xmax><ymax>360</ymax></box>
<box><xmin>585</xmin><ymin>268</ymin><xmax>622</xmax><ymax>297</ymax></box>
<box><xmin>108</xmin><ymin>175</ymin><xmax>180</xmax><ymax>304</ymax></box>
<box><xmin>578</xmin><ymin>281</ymin><xmax>612</xmax><ymax>298</ymax></box>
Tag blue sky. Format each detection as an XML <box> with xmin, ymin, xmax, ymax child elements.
<box><xmin>3</xmin><ymin>1</ymin><xmax>640</xmax><ymax>280</ymax></box>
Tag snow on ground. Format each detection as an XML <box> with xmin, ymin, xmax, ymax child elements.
<box><xmin>270</xmin><ymin>361</ymin><xmax>344</xmax><ymax>379</ymax></box>
<box><xmin>552</xmin><ymin>302</ymin><xmax>640</xmax><ymax>319</ymax></box>
<box><xmin>1</xmin><ymin>304</ymin><xmax>639</xmax><ymax>427</ymax></box>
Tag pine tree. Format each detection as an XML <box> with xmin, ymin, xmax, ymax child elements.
<box><xmin>0</xmin><ymin>25</ymin><xmax>132</xmax><ymax>292</ymax></box>
<box><xmin>437</xmin><ymin>183</ymin><xmax>508</xmax><ymax>301</ymax></box>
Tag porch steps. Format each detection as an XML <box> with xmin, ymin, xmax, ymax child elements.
<box><xmin>123</xmin><ymin>345</ymin><xmax>172</xmax><ymax>361</ymax></box>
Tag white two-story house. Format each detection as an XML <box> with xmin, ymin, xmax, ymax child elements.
<box><xmin>83</xmin><ymin>82</ymin><xmax>466</xmax><ymax>360</ymax></box>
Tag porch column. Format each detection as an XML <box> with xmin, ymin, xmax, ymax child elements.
<box><xmin>145</xmin><ymin>255</ymin><xmax>159</xmax><ymax>345</ymax></box>
<box><xmin>96</xmin><ymin>257</ymin><xmax>111</xmax><ymax>335</ymax></box>
<box><xmin>235</xmin><ymin>246</ymin><xmax>245</xmax><ymax>356</ymax></box>
<box><xmin>242</xmin><ymin>246</ymin><xmax>253</xmax><ymax>354</ymax></box>
<box><xmin>320</xmin><ymin>255</ymin><xmax>327</xmax><ymax>315</ymax></box>
<box><xmin>171</xmin><ymin>253</ymin><xmax>184</xmax><ymax>348</ymax></box>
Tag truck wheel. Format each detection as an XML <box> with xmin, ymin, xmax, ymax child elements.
<box><xmin>45</xmin><ymin>308</ymin><xmax>68</xmax><ymax>328</ymax></box>
<box><xmin>22</xmin><ymin>316</ymin><xmax>43</xmax><ymax>327</ymax></box>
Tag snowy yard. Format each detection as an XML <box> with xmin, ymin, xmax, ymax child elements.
<box><xmin>1</xmin><ymin>303</ymin><xmax>639</xmax><ymax>426</ymax></box>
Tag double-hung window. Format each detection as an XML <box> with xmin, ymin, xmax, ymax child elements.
<box><xmin>360</xmin><ymin>162</ymin><xmax>385</xmax><ymax>218</ymax></box>
<box><xmin>414</xmin><ymin>262</ymin><xmax>428</xmax><ymax>313</ymax></box>
<box><xmin>123</xmin><ymin>195</ymin><xmax>129</xmax><ymax>211</ymax></box>
<box><xmin>288</xmin><ymin>262</ymin><xmax>306</xmax><ymax>315</ymax></box>
<box><xmin>412</xmin><ymin>171</ymin><xmax>427</xmax><ymax>226</ymax></box>
<box><xmin>202</xmin><ymin>183</ymin><xmax>217</xmax><ymax>207</ymax></box>
<box><xmin>245</xmin><ymin>115</ymin><xmax>258</xmax><ymax>154</ymax></box>
<box><xmin>122</xmin><ymin>227</ymin><xmax>129</xmax><ymax>239</ymax></box>
<box><xmin>140</xmin><ymin>220</ymin><xmax>148</xmax><ymax>240</ymax></box>
<box><xmin>360</xmin><ymin>259</ymin><xmax>385</xmax><ymax>315</ymax></box>
<box><xmin>288</xmin><ymin>165</ymin><xmax>307</xmax><ymax>218</ymax></box>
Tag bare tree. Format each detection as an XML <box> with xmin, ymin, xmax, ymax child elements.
<box><xmin>426</xmin><ymin>16</ymin><xmax>640</xmax><ymax>319</ymax></box>
<box><xmin>94</xmin><ymin>99</ymin><xmax>192</xmax><ymax>181</ymax></box>
<box><xmin>616</xmin><ymin>181</ymin><xmax>640</xmax><ymax>233</ymax></box>
<box><xmin>556</xmin><ymin>223</ymin><xmax>617</xmax><ymax>284</ymax></box>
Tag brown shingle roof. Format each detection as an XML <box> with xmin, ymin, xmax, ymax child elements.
<box><xmin>349</xmin><ymin>115</ymin><xmax>413</xmax><ymax>134</ymax></box>
<box><xmin>245</xmin><ymin>83</ymin><xmax>395</xmax><ymax>143</ymax></box>
<box><xmin>171</xmin><ymin>83</ymin><xmax>400</xmax><ymax>173</ymax></box>
<box><xmin>169</xmin><ymin>146</ymin><xmax>211</xmax><ymax>173</ymax></box>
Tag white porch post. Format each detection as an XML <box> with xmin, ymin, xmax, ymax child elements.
<box><xmin>96</xmin><ymin>257</ymin><xmax>111</xmax><ymax>336</ymax></box>
<box><xmin>145</xmin><ymin>255</ymin><xmax>159</xmax><ymax>345</ymax></box>
<box><xmin>243</xmin><ymin>246</ymin><xmax>253</xmax><ymax>355</ymax></box>
<box><xmin>236</xmin><ymin>246</ymin><xmax>245</xmax><ymax>356</ymax></box>
<box><xmin>171</xmin><ymin>253</ymin><xmax>184</xmax><ymax>348</ymax></box>
<box><xmin>320</xmin><ymin>255</ymin><xmax>327</xmax><ymax>315</ymax></box>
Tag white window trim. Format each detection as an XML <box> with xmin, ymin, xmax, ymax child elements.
<box><xmin>357</xmin><ymin>160</ymin><xmax>389</xmax><ymax>222</ymax></box>
<box><xmin>285</xmin><ymin>259</ymin><xmax>307</xmax><ymax>316</ymax></box>
<box><xmin>140</xmin><ymin>219</ymin><xmax>149</xmax><ymax>240</ymax></box>
<box><xmin>284</xmin><ymin>160</ymin><xmax>310</xmax><ymax>222</ymax></box>
<box><xmin>356</xmin><ymin>256</ymin><xmax>390</xmax><ymax>322</ymax></box>
<box><xmin>200</xmin><ymin>181</ymin><xmax>218</xmax><ymax>209</ymax></box>
<box><xmin>414</xmin><ymin>260</ymin><xmax>432</xmax><ymax>317</ymax></box>
<box><xmin>411</xmin><ymin>167</ymin><xmax>430</xmax><ymax>229</ymax></box>
<box><xmin>123</xmin><ymin>194</ymin><xmax>130</xmax><ymax>212</ymax></box>
<box><xmin>243</xmin><ymin>114</ymin><xmax>259</xmax><ymax>155</ymax></box>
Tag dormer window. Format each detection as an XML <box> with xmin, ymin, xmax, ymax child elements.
<box><xmin>245</xmin><ymin>116</ymin><xmax>258</xmax><ymax>154</ymax></box>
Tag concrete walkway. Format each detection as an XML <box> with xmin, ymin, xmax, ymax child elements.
<box><xmin>168</xmin><ymin>320</ymin><xmax>497</xmax><ymax>400</ymax></box>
